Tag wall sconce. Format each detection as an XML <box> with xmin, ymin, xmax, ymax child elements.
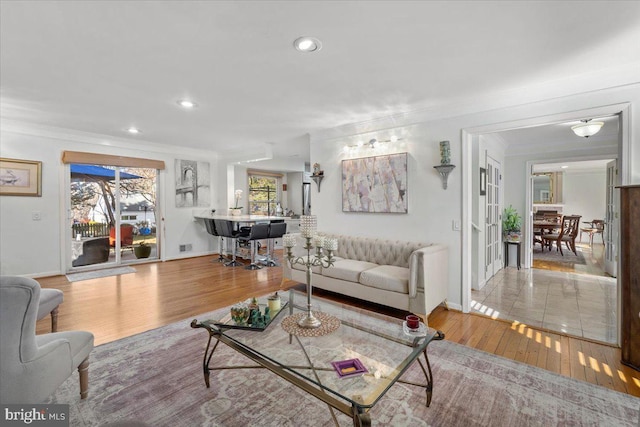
<box><xmin>433</xmin><ymin>140</ymin><xmax>455</xmax><ymax>189</ymax></box>
<box><xmin>311</xmin><ymin>163</ymin><xmax>324</xmax><ymax>191</ymax></box>
<box><xmin>342</xmin><ymin>136</ymin><xmax>401</xmax><ymax>153</ymax></box>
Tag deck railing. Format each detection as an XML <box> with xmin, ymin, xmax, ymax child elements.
<box><xmin>71</xmin><ymin>223</ymin><xmax>109</xmax><ymax>238</ymax></box>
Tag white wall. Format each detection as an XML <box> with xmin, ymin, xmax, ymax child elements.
<box><xmin>310</xmin><ymin>83</ymin><xmax>640</xmax><ymax>312</ymax></box>
<box><xmin>563</xmin><ymin>169</ymin><xmax>607</xmax><ymax>225</ymax></box>
<box><xmin>0</xmin><ymin>124</ymin><xmax>219</xmax><ymax>277</ymax></box>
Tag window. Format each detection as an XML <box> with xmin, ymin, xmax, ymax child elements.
<box><xmin>248</xmin><ymin>174</ymin><xmax>280</xmax><ymax>216</ymax></box>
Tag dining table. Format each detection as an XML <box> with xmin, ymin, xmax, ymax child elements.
<box><xmin>533</xmin><ymin>220</ymin><xmax>560</xmax><ymax>248</ymax></box>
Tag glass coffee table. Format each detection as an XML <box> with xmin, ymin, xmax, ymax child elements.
<box><xmin>191</xmin><ymin>290</ymin><xmax>444</xmax><ymax>426</ymax></box>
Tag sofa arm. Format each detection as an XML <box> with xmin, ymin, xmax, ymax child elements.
<box><xmin>409</xmin><ymin>244</ymin><xmax>449</xmax><ymax>314</ymax></box>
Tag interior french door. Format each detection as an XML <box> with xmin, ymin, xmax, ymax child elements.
<box><xmin>485</xmin><ymin>156</ymin><xmax>502</xmax><ymax>280</ymax></box>
<box><xmin>605</xmin><ymin>159</ymin><xmax>618</xmax><ymax>277</ymax></box>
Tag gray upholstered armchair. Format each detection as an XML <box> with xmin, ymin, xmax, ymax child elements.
<box><xmin>0</xmin><ymin>276</ymin><xmax>94</xmax><ymax>403</ymax></box>
<box><xmin>37</xmin><ymin>288</ymin><xmax>64</xmax><ymax>332</ymax></box>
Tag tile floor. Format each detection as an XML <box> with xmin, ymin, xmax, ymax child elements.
<box><xmin>471</xmin><ymin>260</ymin><xmax>617</xmax><ymax>345</ymax></box>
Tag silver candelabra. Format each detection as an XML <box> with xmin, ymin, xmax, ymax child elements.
<box><xmin>283</xmin><ymin>216</ymin><xmax>337</xmax><ymax>328</ymax></box>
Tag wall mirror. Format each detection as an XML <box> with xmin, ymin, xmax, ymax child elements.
<box><xmin>533</xmin><ymin>172</ymin><xmax>562</xmax><ymax>204</ymax></box>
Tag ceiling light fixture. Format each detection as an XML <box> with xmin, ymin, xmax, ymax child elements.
<box><xmin>177</xmin><ymin>99</ymin><xmax>197</xmax><ymax>109</ymax></box>
<box><xmin>294</xmin><ymin>36</ymin><xmax>322</xmax><ymax>52</ymax></box>
<box><xmin>571</xmin><ymin>119</ymin><xmax>604</xmax><ymax>138</ymax></box>
<box><xmin>126</xmin><ymin>127</ymin><xmax>141</xmax><ymax>134</ymax></box>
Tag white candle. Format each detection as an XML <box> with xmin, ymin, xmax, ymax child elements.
<box><xmin>268</xmin><ymin>296</ymin><xmax>281</xmax><ymax>312</ymax></box>
<box><xmin>283</xmin><ymin>233</ymin><xmax>296</xmax><ymax>248</ymax></box>
<box><xmin>300</xmin><ymin>215</ymin><xmax>317</xmax><ymax>238</ymax></box>
<box><xmin>325</xmin><ymin>237</ymin><xmax>338</xmax><ymax>251</ymax></box>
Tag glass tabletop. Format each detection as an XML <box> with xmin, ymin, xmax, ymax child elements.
<box><xmin>200</xmin><ymin>289</ymin><xmax>440</xmax><ymax>408</ymax></box>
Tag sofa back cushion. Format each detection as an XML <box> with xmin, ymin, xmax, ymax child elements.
<box><xmin>332</xmin><ymin>235</ymin><xmax>370</xmax><ymax>262</ymax></box>
<box><xmin>369</xmin><ymin>239</ymin><xmax>427</xmax><ymax>267</ymax></box>
<box><xmin>323</xmin><ymin>234</ymin><xmax>428</xmax><ymax>268</ymax></box>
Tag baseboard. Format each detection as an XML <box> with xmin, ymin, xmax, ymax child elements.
<box><xmin>472</xmin><ymin>279</ymin><xmax>487</xmax><ymax>291</ymax></box>
<box><xmin>30</xmin><ymin>270</ymin><xmax>64</xmax><ymax>279</ymax></box>
<box><xmin>445</xmin><ymin>301</ymin><xmax>463</xmax><ymax>311</ymax></box>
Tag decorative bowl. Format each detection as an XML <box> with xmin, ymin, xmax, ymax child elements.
<box><xmin>230</xmin><ymin>303</ymin><xmax>250</xmax><ymax>325</ymax></box>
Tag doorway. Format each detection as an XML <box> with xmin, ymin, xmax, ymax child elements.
<box><xmin>68</xmin><ymin>164</ymin><xmax>159</xmax><ymax>271</ymax></box>
<box><xmin>463</xmin><ymin>104</ymin><xmax>630</xmax><ymax>346</ymax></box>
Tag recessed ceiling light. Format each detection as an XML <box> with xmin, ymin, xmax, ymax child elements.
<box><xmin>126</xmin><ymin>127</ymin><xmax>141</xmax><ymax>134</ymax></box>
<box><xmin>177</xmin><ymin>99</ymin><xmax>197</xmax><ymax>109</ymax></box>
<box><xmin>561</xmin><ymin>165</ymin><xmax>569</xmax><ymax>169</ymax></box>
<box><xmin>294</xmin><ymin>36</ymin><xmax>322</xmax><ymax>52</ymax></box>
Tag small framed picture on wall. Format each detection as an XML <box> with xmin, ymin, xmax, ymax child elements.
<box><xmin>0</xmin><ymin>158</ymin><xmax>42</xmax><ymax>197</ymax></box>
<box><xmin>479</xmin><ymin>167</ymin><xmax>487</xmax><ymax>196</ymax></box>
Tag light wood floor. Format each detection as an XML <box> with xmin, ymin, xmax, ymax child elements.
<box><xmin>35</xmin><ymin>255</ymin><xmax>640</xmax><ymax>397</ymax></box>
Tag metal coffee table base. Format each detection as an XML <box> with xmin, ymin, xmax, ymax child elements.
<box><xmin>191</xmin><ymin>320</ymin><xmax>444</xmax><ymax>426</ymax></box>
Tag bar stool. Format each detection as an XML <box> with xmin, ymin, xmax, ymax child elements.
<box><xmin>204</xmin><ymin>219</ymin><xmax>225</xmax><ymax>263</ymax></box>
<box><xmin>263</xmin><ymin>222</ymin><xmax>287</xmax><ymax>267</ymax></box>
<box><xmin>238</xmin><ymin>223</ymin><xmax>270</xmax><ymax>270</ymax></box>
<box><xmin>214</xmin><ymin>219</ymin><xmax>243</xmax><ymax>267</ymax></box>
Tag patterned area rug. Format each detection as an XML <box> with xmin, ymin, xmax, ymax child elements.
<box><xmin>66</xmin><ymin>266</ymin><xmax>136</xmax><ymax>282</ymax></box>
<box><xmin>533</xmin><ymin>245</ymin><xmax>587</xmax><ymax>265</ymax></box>
<box><xmin>46</xmin><ymin>305</ymin><xmax>639</xmax><ymax>426</ymax></box>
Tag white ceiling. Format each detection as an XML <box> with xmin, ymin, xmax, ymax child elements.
<box><xmin>2</xmin><ymin>1</ymin><xmax>639</xmax><ymax>162</ymax></box>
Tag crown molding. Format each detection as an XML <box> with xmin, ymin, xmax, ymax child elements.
<box><xmin>0</xmin><ymin>119</ymin><xmax>219</xmax><ymax>158</ymax></box>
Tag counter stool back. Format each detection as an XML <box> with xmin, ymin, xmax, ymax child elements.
<box><xmin>239</xmin><ymin>223</ymin><xmax>270</xmax><ymax>270</ymax></box>
<box><xmin>204</xmin><ymin>219</ymin><xmax>226</xmax><ymax>263</ymax></box>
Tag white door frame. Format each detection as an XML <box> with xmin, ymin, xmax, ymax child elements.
<box><xmin>461</xmin><ymin>103</ymin><xmax>631</xmax><ymax>315</ymax></box>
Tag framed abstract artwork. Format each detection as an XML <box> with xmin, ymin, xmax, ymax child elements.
<box><xmin>0</xmin><ymin>158</ymin><xmax>42</xmax><ymax>196</ymax></box>
<box><xmin>342</xmin><ymin>152</ymin><xmax>407</xmax><ymax>213</ymax></box>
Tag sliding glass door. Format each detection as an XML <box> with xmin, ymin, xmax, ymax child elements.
<box><xmin>68</xmin><ymin>164</ymin><xmax>159</xmax><ymax>271</ymax></box>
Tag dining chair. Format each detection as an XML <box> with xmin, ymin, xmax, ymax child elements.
<box><xmin>579</xmin><ymin>219</ymin><xmax>605</xmax><ymax>246</ymax></box>
<box><xmin>541</xmin><ymin>215</ymin><xmax>581</xmax><ymax>256</ymax></box>
<box><xmin>0</xmin><ymin>276</ymin><xmax>94</xmax><ymax>403</ymax></box>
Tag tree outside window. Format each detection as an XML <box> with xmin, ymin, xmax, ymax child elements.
<box><xmin>248</xmin><ymin>175</ymin><xmax>279</xmax><ymax>216</ymax></box>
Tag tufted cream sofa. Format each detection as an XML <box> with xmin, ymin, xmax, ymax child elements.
<box><xmin>282</xmin><ymin>234</ymin><xmax>449</xmax><ymax>316</ymax></box>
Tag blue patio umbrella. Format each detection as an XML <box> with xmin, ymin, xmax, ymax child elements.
<box><xmin>70</xmin><ymin>164</ymin><xmax>142</xmax><ymax>180</ymax></box>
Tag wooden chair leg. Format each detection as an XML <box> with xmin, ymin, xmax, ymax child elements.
<box><xmin>78</xmin><ymin>357</ymin><xmax>90</xmax><ymax>399</ymax></box>
<box><xmin>50</xmin><ymin>306</ymin><xmax>59</xmax><ymax>333</ymax></box>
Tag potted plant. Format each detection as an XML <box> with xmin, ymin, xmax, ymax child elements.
<box><xmin>503</xmin><ymin>205</ymin><xmax>522</xmax><ymax>242</ymax></box>
<box><xmin>229</xmin><ymin>189</ymin><xmax>243</xmax><ymax>216</ymax></box>
<box><xmin>134</xmin><ymin>240</ymin><xmax>152</xmax><ymax>259</ymax></box>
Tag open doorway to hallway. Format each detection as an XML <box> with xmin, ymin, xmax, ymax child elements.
<box><xmin>469</xmin><ymin>115</ymin><xmax>620</xmax><ymax>345</ymax></box>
